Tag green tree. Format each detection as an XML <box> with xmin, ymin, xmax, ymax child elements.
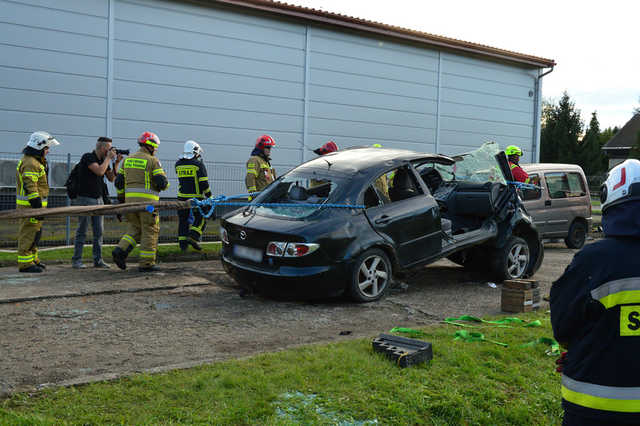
<box><xmin>540</xmin><ymin>92</ymin><xmax>583</xmax><ymax>164</ymax></box>
<box><xmin>579</xmin><ymin>111</ymin><xmax>603</xmax><ymax>175</ymax></box>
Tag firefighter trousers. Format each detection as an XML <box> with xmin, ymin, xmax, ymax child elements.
<box><xmin>18</xmin><ymin>216</ymin><xmax>42</xmax><ymax>270</ymax></box>
<box><xmin>117</xmin><ymin>211</ymin><xmax>159</xmax><ymax>267</ymax></box>
<box><xmin>177</xmin><ymin>208</ymin><xmax>206</xmax><ymax>247</ymax></box>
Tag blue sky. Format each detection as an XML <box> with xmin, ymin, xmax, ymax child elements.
<box><xmin>291</xmin><ymin>0</ymin><xmax>639</xmax><ymax>130</ymax></box>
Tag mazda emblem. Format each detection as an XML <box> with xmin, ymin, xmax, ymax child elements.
<box><xmin>239</xmin><ymin>230</ymin><xmax>247</xmax><ymax>240</ymax></box>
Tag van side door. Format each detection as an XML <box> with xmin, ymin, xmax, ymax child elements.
<box><xmin>543</xmin><ymin>171</ymin><xmax>587</xmax><ymax>236</ymax></box>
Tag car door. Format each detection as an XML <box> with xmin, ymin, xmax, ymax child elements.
<box><xmin>364</xmin><ymin>165</ymin><xmax>441</xmax><ymax>266</ymax></box>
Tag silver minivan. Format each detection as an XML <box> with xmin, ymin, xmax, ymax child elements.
<box><xmin>520</xmin><ymin>163</ymin><xmax>592</xmax><ymax>248</ymax></box>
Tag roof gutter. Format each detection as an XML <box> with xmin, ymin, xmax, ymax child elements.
<box><xmin>210</xmin><ymin>0</ymin><xmax>556</xmax><ymax>68</ymax></box>
<box><xmin>532</xmin><ymin>66</ymin><xmax>555</xmax><ymax>162</ymax></box>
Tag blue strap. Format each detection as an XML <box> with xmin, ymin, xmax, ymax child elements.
<box><xmin>506</xmin><ymin>181</ymin><xmax>541</xmax><ymax>190</ymax></box>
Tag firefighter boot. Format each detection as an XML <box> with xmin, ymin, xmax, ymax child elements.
<box><xmin>112</xmin><ymin>245</ymin><xmax>133</xmax><ymax>270</ymax></box>
<box><xmin>20</xmin><ymin>265</ymin><xmax>43</xmax><ymax>273</ymax></box>
<box><xmin>188</xmin><ymin>237</ymin><xmax>202</xmax><ymax>251</ymax></box>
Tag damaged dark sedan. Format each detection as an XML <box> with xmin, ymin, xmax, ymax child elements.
<box><xmin>220</xmin><ymin>142</ymin><xmax>543</xmax><ymax>302</ymax></box>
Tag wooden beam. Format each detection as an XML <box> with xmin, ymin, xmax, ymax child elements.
<box><xmin>0</xmin><ymin>201</ymin><xmax>193</xmax><ymax>220</ymax></box>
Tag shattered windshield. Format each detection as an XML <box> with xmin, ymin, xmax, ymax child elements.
<box><xmin>435</xmin><ymin>141</ymin><xmax>506</xmax><ymax>184</ymax></box>
<box><xmin>253</xmin><ymin>173</ymin><xmax>344</xmax><ymax>219</ymax></box>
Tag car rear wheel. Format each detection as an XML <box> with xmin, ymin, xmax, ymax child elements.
<box><xmin>492</xmin><ymin>236</ymin><xmax>530</xmax><ymax>281</ymax></box>
<box><xmin>565</xmin><ymin>221</ymin><xmax>587</xmax><ymax>249</ymax></box>
<box><xmin>348</xmin><ymin>248</ymin><xmax>391</xmax><ymax>303</ymax></box>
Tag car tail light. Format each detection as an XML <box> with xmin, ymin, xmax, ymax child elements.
<box><xmin>220</xmin><ymin>227</ymin><xmax>229</xmax><ymax>244</ymax></box>
<box><xmin>266</xmin><ymin>242</ymin><xmax>319</xmax><ymax>257</ymax></box>
<box><xmin>266</xmin><ymin>241</ymin><xmax>286</xmax><ymax>256</ymax></box>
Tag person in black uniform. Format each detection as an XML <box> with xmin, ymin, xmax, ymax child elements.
<box><xmin>550</xmin><ymin>158</ymin><xmax>640</xmax><ymax>425</ymax></box>
<box><xmin>175</xmin><ymin>140</ymin><xmax>212</xmax><ymax>252</ymax></box>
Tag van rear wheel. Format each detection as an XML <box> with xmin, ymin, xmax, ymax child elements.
<box><xmin>565</xmin><ymin>221</ymin><xmax>587</xmax><ymax>249</ymax></box>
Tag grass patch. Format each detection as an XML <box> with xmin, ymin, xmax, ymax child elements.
<box><xmin>0</xmin><ymin>311</ymin><xmax>564</xmax><ymax>424</ymax></box>
<box><xmin>0</xmin><ymin>242</ymin><xmax>221</xmax><ymax>267</ymax></box>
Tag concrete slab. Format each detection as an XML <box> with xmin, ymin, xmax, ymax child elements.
<box><xmin>0</xmin><ymin>266</ymin><xmax>219</xmax><ymax>304</ymax></box>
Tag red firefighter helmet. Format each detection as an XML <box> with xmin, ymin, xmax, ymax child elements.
<box><xmin>255</xmin><ymin>134</ymin><xmax>276</xmax><ymax>150</ymax></box>
<box><xmin>138</xmin><ymin>131</ymin><xmax>160</xmax><ymax>149</ymax></box>
<box><xmin>313</xmin><ymin>141</ymin><xmax>338</xmax><ymax>155</ymax></box>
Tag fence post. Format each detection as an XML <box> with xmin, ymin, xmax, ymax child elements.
<box><xmin>65</xmin><ymin>153</ymin><xmax>71</xmax><ymax>246</ymax></box>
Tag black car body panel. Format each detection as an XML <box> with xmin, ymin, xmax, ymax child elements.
<box><xmin>221</xmin><ymin>143</ymin><xmax>543</xmax><ymax>300</ymax></box>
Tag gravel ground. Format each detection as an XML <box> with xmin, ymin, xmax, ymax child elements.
<box><xmin>0</xmin><ymin>243</ymin><xmax>578</xmax><ymax>395</ymax></box>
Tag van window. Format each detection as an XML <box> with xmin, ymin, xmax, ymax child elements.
<box><xmin>567</xmin><ymin>173</ymin><xmax>587</xmax><ymax>197</ymax></box>
<box><xmin>522</xmin><ymin>174</ymin><xmax>541</xmax><ymax>200</ymax></box>
<box><xmin>545</xmin><ymin>172</ymin><xmax>586</xmax><ymax>199</ymax></box>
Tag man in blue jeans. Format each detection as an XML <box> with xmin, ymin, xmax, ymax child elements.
<box><xmin>71</xmin><ymin>137</ymin><xmax>123</xmax><ymax>269</ymax></box>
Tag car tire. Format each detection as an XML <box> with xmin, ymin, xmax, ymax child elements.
<box><xmin>565</xmin><ymin>221</ymin><xmax>587</xmax><ymax>249</ymax></box>
<box><xmin>491</xmin><ymin>236</ymin><xmax>530</xmax><ymax>281</ymax></box>
<box><xmin>348</xmin><ymin>248</ymin><xmax>391</xmax><ymax>303</ymax></box>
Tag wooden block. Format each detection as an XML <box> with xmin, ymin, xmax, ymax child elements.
<box><xmin>501</xmin><ymin>287</ymin><xmax>540</xmax><ymax>313</ymax></box>
<box><xmin>503</xmin><ymin>279</ymin><xmax>539</xmax><ymax>290</ymax></box>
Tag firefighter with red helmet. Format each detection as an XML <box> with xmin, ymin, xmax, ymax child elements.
<box><xmin>505</xmin><ymin>145</ymin><xmax>530</xmax><ymax>183</ymax></box>
<box><xmin>245</xmin><ymin>135</ymin><xmax>276</xmax><ymax>199</ymax></box>
<box><xmin>310</xmin><ymin>141</ymin><xmax>338</xmax><ymax>188</ymax></box>
<box><xmin>16</xmin><ymin>131</ymin><xmax>60</xmax><ymax>272</ymax></box>
<box><xmin>313</xmin><ymin>141</ymin><xmax>338</xmax><ymax>156</ymax></box>
<box><xmin>112</xmin><ymin>131</ymin><xmax>168</xmax><ymax>272</ymax></box>
<box><xmin>550</xmin><ymin>159</ymin><xmax>640</xmax><ymax>424</ymax></box>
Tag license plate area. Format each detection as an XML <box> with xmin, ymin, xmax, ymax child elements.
<box><xmin>233</xmin><ymin>245</ymin><xmax>263</xmax><ymax>263</ymax></box>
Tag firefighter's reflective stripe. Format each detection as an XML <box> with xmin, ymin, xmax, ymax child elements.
<box><xmin>198</xmin><ymin>176</ymin><xmax>208</xmax><ymax>181</ymax></box>
<box><xmin>125</xmin><ymin>187</ymin><xmax>159</xmax><ymax>201</ymax></box>
<box><xmin>562</xmin><ymin>375</ymin><xmax>640</xmax><ymax>413</ymax></box>
<box><xmin>591</xmin><ymin>278</ymin><xmax>640</xmax><ymax>309</ymax></box>
<box><xmin>139</xmin><ymin>250</ymin><xmax>156</xmax><ymax>258</ymax></box>
<box><xmin>122</xmin><ymin>234</ymin><xmax>137</xmax><ymax>247</ymax></box>
<box><xmin>18</xmin><ymin>254</ymin><xmax>34</xmax><ymax>264</ymax></box>
<box><xmin>152</xmin><ymin>168</ymin><xmax>164</xmax><ymax>176</ymax></box>
<box><xmin>16</xmin><ymin>197</ymin><xmax>47</xmax><ymax>207</ymax></box>
<box><xmin>189</xmin><ymin>225</ymin><xmax>203</xmax><ymax>235</ymax></box>
<box><xmin>248</xmin><ymin>186</ymin><xmax>257</xmax><ymax>192</ymax></box>
<box><xmin>247</xmin><ymin>169</ymin><xmax>258</xmax><ymax>176</ymax></box>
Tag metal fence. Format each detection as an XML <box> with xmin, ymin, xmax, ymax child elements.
<box><xmin>0</xmin><ymin>151</ymin><xmax>247</xmax><ymax>249</ymax></box>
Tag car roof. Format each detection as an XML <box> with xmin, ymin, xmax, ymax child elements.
<box><xmin>295</xmin><ymin>147</ymin><xmax>455</xmax><ymax>177</ymax></box>
<box><xmin>521</xmin><ymin>163</ymin><xmax>586</xmax><ymax>174</ymax></box>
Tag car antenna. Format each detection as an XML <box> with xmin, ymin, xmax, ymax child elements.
<box><xmin>324</xmin><ymin>159</ymin><xmax>332</xmax><ymax>169</ymax></box>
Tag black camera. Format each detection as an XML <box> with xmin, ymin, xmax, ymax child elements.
<box><xmin>115</xmin><ymin>148</ymin><xmax>130</xmax><ymax>155</ymax></box>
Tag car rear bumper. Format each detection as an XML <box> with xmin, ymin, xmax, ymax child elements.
<box><xmin>221</xmin><ymin>254</ymin><xmax>351</xmax><ymax>297</ymax></box>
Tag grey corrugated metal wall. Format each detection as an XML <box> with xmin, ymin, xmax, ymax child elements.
<box><xmin>1</xmin><ymin>0</ymin><xmax>541</xmax><ymax>196</ymax></box>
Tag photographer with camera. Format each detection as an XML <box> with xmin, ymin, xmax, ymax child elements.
<box><xmin>70</xmin><ymin>136</ymin><xmax>124</xmax><ymax>269</ymax></box>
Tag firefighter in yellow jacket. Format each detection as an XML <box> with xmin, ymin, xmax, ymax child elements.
<box><xmin>112</xmin><ymin>131</ymin><xmax>169</xmax><ymax>272</ymax></box>
<box><xmin>16</xmin><ymin>131</ymin><xmax>60</xmax><ymax>272</ymax></box>
<box><xmin>245</xmin><ymin>134</ymin><xmax>276</xmax><ymax>200</ymax></box>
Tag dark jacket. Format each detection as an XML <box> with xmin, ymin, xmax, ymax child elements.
<box><xmin>550</xmin><ymin>200</ymin><xmax>640</xmax><ymax>423</ymax></box>
<box><xmin>175</xmin><ymin>157</ymin><xmax>211</xmax><ymax>200</ymax></box>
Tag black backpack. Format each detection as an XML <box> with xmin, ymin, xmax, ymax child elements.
<box><xmin>64</xmin><ymin>162</ymin><xmax>81</xmax><ymax>199</ymax></box>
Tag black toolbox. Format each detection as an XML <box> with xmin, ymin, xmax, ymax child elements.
<box><xmin>372</xmin><ymin>333</ymin><xmax>433</xmax><ymax>368</ymax></box>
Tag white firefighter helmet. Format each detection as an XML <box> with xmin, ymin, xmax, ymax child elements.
<box><xmin>600</xmin><ymin>159</ymin><xmax>640</xmax><ymax>212</ymax></box>
<box><xmin>182</xmin><ymin>140</ymin><xmax>203</xmax><ymax>159</ymax></box>
<box><xmin>27</xmin><ymin>131</ymin><xmax>60</xmax><ymax>150</ymax></box>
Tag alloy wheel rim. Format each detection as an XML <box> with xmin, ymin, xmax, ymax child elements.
<box><xmin>357</xmin><ymin>255</ymin><xmax>389</xmax><ymax>297</ymax></box>
<box><xmin>507</xmin><ymin>242</ymin><xmax>529</xmax><ymax>278</ymax></box>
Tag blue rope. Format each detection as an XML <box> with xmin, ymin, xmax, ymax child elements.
<box><xmin>188</xmin><ymin>193</ymin><xmax>366</xmax><ymax>219</ymax></box>
<box><xmin>506</xmin><ymin>181</ymin><xmax>541</xmax><ymax>190</ymax></box>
